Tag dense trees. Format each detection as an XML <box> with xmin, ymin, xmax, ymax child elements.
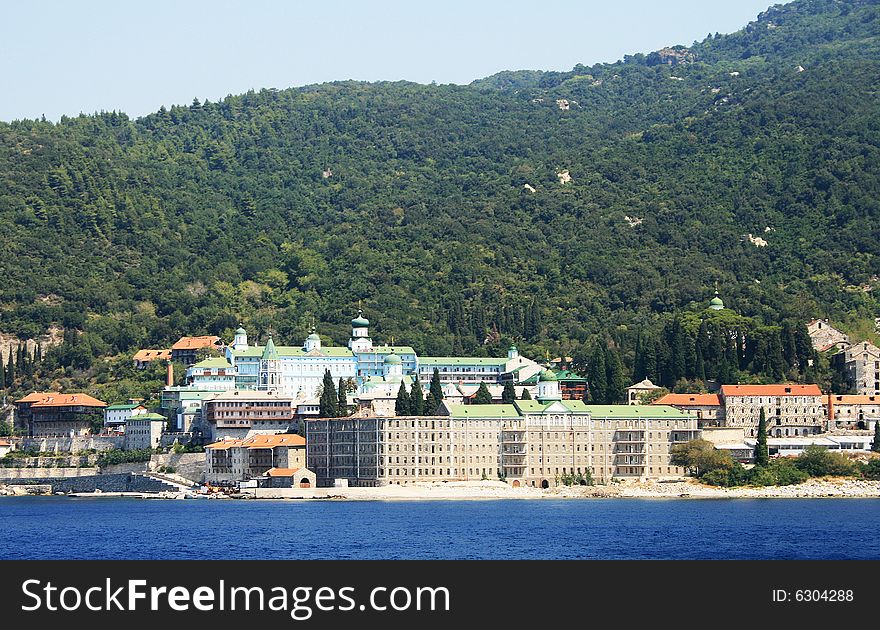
<box><xmin>0</xmin><ymin>0</ymin><xmax>878</xmax><ymax>401</ymax></box>
<box><xmin>319</xmin><ymin>370</ymin><xmax>337</xmax><ymax>418</ymax></box>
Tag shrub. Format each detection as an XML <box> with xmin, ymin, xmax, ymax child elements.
<box><xmin>794</xmin><ymin>446</ymin><xmax>858</xmax><ymax>477</ymax></box>
<box><xmin>861</xmin><ymin>458</ymin><xmax>880</xmax><ymax>480</ymax></box>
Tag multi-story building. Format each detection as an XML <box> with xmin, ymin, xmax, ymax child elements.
<box><xmin>827</xmin><ymin>394</ymin><xmax>880</xmax><ymax>431</ymax></box>
<box><xmin>840</xmin><ymin>341</ymin><xmax>880</xmax><ymax>396</ymax></box>
<box><xmin>719</xmin><ymin>384</ymin><xmax>825</xmax><ymax>437</ymax></box>
<box><xmin>653</xmin><ymin>393</ymin><xmax>723</xmax><ymax>427</ymax></box>
<box><xmin>205</xmin><ymin>433</ymin><xmax>307</xmax><ymax>484</ymax></box>
<box><xmin>225</xmin><ymin>328</ymin><xmax>357</xmax><ymax>399</ymax></box>
<box><xmin>104</xmin><ymin>402</ymin><xmax>147</xmax><ymax>431</ymax></box>
<box><xmin>184</xmin><ymin>357</ymin><xmax>236</xmax><ymax>391</ymax></box>
<box><xmin>171</xmin><ymin>335</ymin><xmax>224</xmax><ymax>365</ymax></box>
<box><xmin>807</xmin><ymin>319</ymin><xmax>850</xmax><ymax>353</ymax></box>
<box><xmin>161</xmin><ymin>387</ymin><xmax>227</xmax><ymax>432</ymax></box>
<box><xmin>14</xmin><ymin>392</ymin><xmax>107</xmax><ymax>436</ymax></box>
<box><xmin>420</xmin><ymin>345</ymin><xmax>542</xmax><ymax>388</ymax></box>
<box><xmin>306</xmin><ymin>370</ymin><xmax>698</xmax><ymax>487</ymax></box>
<box><xmin>124</xmin><ymin>412</ymin><xmax>167</xmax><ymax>450</ymax></box>
<box><xmin>202</xmin><ymin>390</ymin><xmax>295</xmax><ymax>441</ymax></box>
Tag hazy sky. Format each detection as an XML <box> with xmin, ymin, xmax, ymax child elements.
<box><xmin>0</xmin><ymin>0</ymin><xmax>778</xmax><ymax>121</ymax></box>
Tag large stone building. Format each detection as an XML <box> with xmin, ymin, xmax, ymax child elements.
<box><xmin>125</xmin><ymin>412</ymin><xmax>167</xmax><ymax>450</ymax></box>
<box><xmin>719</xmin><ymin>384</ymin><xmax>825</xmax><ymax>437</ymax></box>
<box><xmin>14</xmin><ymin>392</ymin><xmax>107</xmax><ymax>437</ymax></box>
<box><xmin>205</xmin><ymin>433</ymin><xmax>307</xmax><ymax>484</ymax></box>
<box><xmin>839</xmin><ymin>341</ymin><xmax>880</xmax><ymax>396</ymax></box>
<box><xmin>306</xmin><ymin>371</ymin><xmax>698</xmax><ymax>487</ymax></box>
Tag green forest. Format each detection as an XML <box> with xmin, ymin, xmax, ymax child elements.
<box><xmin>0</xmin><ymin>0</ymin><xmax>878</xmax><ymax>402</ymax></box>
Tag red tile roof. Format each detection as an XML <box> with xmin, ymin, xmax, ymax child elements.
<box><xmin>172</xmin><ymin>336</ymin><xmax>222</xmax><ymax>351</ymax></box>
<box><xmin>828</xmin><ymin>395</ymin><xmax>880</xmax><ymax>405</ymax></box>
<box><xmin>720</xmin><ymin>384</ymin><xmax>822</xmax><ymax>397</ymax></box>
<box><xmin>653</xmin><ymin>393</ymin><xmax>721</xmax><ymax>406</ymax></box>
<box><xmin>243</xmin><ymin>434</ymin><xmax>306</xmax><ymax>448</ymax></box>
<box><xmin>16</xmin><ymin>391</ymin><xmax>60</xmax><ymax>403</ymax></box>
<box><xmin>133</xmin><ymin>349</ymin><xmax>171</xmax><ymax>362</ymax></box>
<box><xmin>265</xmin><ymin>467</ymin><xmax>304</xmax><ymax>477</ymax></box>
<box><xmin>26</xmin><ymin>393</ymin><xmax>107</xmax><ymax>408</ymax></box>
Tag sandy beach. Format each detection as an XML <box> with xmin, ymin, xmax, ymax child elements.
<box><xmin>239</xmin><ymin>478</ymin><xmax>880</xmax><ymax>501</ymax></box>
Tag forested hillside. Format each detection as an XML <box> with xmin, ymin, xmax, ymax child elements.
<box><xmin>0</xmin><ymin>0</ymin><xmax>878</xmax><ymax>398</ymax></box>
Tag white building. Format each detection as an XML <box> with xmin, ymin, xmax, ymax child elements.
<box><xmin>104</xmin><ymin>403</ymin><xmax>147</xmax><ymax>431</ymax></box>
<box><xmin>226</xmin><ymin>327</ymin><xmax>356</xmax><ymax>399</ymax></box>
<box><xmin>184</xmin><ymin>357</ymin><xmax>236</xmax><ymax>391</ymax></box>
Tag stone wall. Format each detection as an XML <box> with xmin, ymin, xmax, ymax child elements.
<box><xmin>0</xmin><ymin>467</ymin><xmax>98</xmax><ymax>479</ymax></box>
<box><xmin>101</xmin><ymin>462</ymin><xmax>150</xmax><ymax>476</ymax></box>
<box><xmin>19</xmin><ymin>435</ymin><xmax>125</xmax><ymax>453</ymax></box>
<box><xmin>3</xmin><ymin>473</ymin><xmax>171</xmax><ymax>493</ymax></box>
<box><xmin>149</xmin><ymin>453</ymin><xmax>205</xmax><ymax>483</ymax></box>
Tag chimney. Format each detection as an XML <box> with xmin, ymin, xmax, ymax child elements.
<box><xmin>827</xmin><ymin>393</ymin><xmax>834</xmax><ymax>431</ymax></box>
<box><xmin>166</xmin><ymin>361</ymin><xmax>174</xmax><ymax>387</ymax></box>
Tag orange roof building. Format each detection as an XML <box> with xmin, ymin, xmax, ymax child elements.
<box><xmin>654</xmin><ymin>393</ymin><xmax>721</xmax><ymax>407</ymax></box>
<box><xmin>720</xmin><ymin>384</ymin><xmax>822</xmax><ymax>397</ymax></box>
<box><xmin>172</xmin><ymin>335</ymin><xmax>223</xmax><ymax>351</ymax></box>
<box><xmin>205</xmin><ymin>432</ymin><xmax>307</xmax><ymax>484</ymax></box>
<box><xmin>14</xmin><ymin>392</ymin><xmax>108</xmax><ymax>437</ymax></box>
<box><xmin>720</xmin><ymin>384</ymin><xmax>825</xmax><ymax>438</ymax></box>
<box><xmin>133</xmin><ymin>349</ymin><xmax>171</xmax><ymax>367</ymax></box>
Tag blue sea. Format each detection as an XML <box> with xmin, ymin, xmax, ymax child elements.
<box><xmin>1</xmin><ymin>497</ymin><xmax>878</xmax><ymax>560</ymax></box>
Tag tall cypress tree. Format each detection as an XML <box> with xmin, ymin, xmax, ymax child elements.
<box><xmin>872</xmin><ymin>420</ymin><xmax>880</xmax><ymax>453</ymax></box>
<box><xmin>410</xmin><ymin>381</ymin><xmax>425</xmax><ymax>415</ymax></box>
<box><xmin>424</xmin><ymin>368</ymin><xmax>443</xmax><ymax>413</ymax></box>
<box><xmin>6</xmin><ymin>346</ymin><xmax>14</xmax><ymax>384</ymax></box>
<box><xmin>319</xmin><ymin>370</ymin><xmax>338</xmax><ymax>418</ymax></box>
<box><xmin>605</xmin><ymin>346</ymin><xmax>627</xmax><ymax>405</ymax></box>
<box><xmin>501</xmin><ymin>381</ymin><xmax>516</xmax><ymax>404</ymax></box>
<box><xmin>337</xmin><ymin>377</ymin><xmax>348</xmax><ymax>417</ymax></box>
<box><xmin>755</xmin><ymin>408</ymin><xmax>769</xmax><ymax>467</ymax></box>
<box><xmin>0</xmin><ymin>352</ymin><xmax>5</xmax><ymax>389</ymax></box>
<box><xmin>520</xmin><ymin>388</ymin><xmax>532</xmax><ymax>400</ymax></box>
<box><xmin>395</xmin><ymin>381</ymin><xmax>411</xmax><ymax>416</ymax></box>
<box><xmin>589</xmin><ymin>344</ymin><xmax>608</xmax><ymax>404</ymax></box>
<box><xmin>474</xmin><ymin>381</ymin><xmax>493</xmax><ymax>405</ymax></box>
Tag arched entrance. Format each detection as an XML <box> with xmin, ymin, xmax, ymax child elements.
<box><xmin>540</xmin><ymin>479</ymin><xmax>549</xmax><ymax>489</ymax></box>
<box><xmin>299</xmin><ymin>478</ymin><xmax>311</xmax><ymax>488</ymax></box>
<box><xmin>512</xmin><ymin>480</ymin><xmax>520</xmax><ymax>488</ymax></box>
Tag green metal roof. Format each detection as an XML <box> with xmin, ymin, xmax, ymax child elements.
<box><xmin>136</xmin><ymin>413</ymin><xmax>167</xmax><ymax>421</ymax></box>
<box><xmin>262</xmin><ymin>336</ymin><xmax>279</xmax><ymax>360</ymax></box>
<box><xmin>420</xmin><ymin>356</ymin><xmax>508</xmax><ymax>366</ymax></box>
<box><xmin>356</xmin><ymin>346</ymin><xmax>416</xmax><ymax>356</ymax></box>
<box><xmin>233</xmin><ymin>345</ymin><xmax>354</xmax><ymax>358</ymax></box>
<box><xmin>384</xmin><ymin>353</ymin><xmax>402</xmax><ymax>365</ymax></box>
<box><xmin>106</xmin><ymin>403</ymin><xmax>142</xmax><ymax>411</ymax></box>
<box><xmin>191</xmin><ymin>357</ymin><xmax>233</xmax><ymax>369</ymax></box>
<box><xmin>582</xmin><ymin>405</ymin><xmax>692</xmax><ymax>418</ymax></box>
<box><xmin>514</xmin><ymin>400</ymin><xmax>590</xmax><ymax>414</ymax></box>
<box><xmin>513</xmin><ymin>400</ymin><xmax>548</xmax><ymax>413</ymax></box>
<box><xmin>448</xmin><ymin>404</ymin><xmax>521</xmax><ymax>419</ymax></box>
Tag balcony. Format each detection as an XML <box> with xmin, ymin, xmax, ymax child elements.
<box><xmin>614</xmin><ymin>432</ymin><xmax>646</xmax><ymax>443</ymax></box>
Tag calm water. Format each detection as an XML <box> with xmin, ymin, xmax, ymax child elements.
<box><xmin>1</xmin><ymin>497</ymin><xmax>878</xmax><ymax>559</ymax></box>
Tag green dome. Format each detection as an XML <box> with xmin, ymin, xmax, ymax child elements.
<box><xmin>351</xmin><ymin>309</ymin><xmax>369</xmax><ymax>328</ymax></box>
<box><xmin>307</xmin><ymin>332</ymin><xmax>320</xmax><ymax>341</ymax></box>
<box><xmin>384</xmin><ymin>353</ymin><xmax>402</xmax><ymax>365</ymax></box>
<box><xmin>709</xmin><ymin>291</ymin><xmax>724</xmax><ymax>310</ymax></box>
<box><xmin>235</xmin><ymin>326</ymin><xmax>246</xmax><ymax>335</ymax></box>
<box><xmin>539</xmin><ymin>369</ymin><xmax>557</xmax><ymax>382</ymax></box>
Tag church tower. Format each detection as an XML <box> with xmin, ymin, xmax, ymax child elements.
<box><xmin>536</xmin><ymin>368</ymin><xmax>561</xmax><ymax>403</ymax></box>
<box><xmin>349</xmin><ymin>309</ymin><xmax>373</xmax><ymax>353</ymax></box>
<box><xmin>232</xmin><ymin>325</ymin><xmax>248</xmax><ymax>351</ymax></box>
<box><xmin>259</xmin><ymin>335</ymin><xmax>281</xmax><ymax>390</ymax></box>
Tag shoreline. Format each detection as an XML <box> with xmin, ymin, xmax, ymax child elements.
<box><xmin>3</xmin><ymin>478</ymin><xmax>880</xmax><ymax>501</ymax></box>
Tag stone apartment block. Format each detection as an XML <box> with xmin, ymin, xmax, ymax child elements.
<box><xmin>827</xmin><ymin>394</ymin><xmax>880</xmax><ymax>431</ymax></box>
<box><xmin>719</xmin><ymin>384</ymin><xmax>825</xmax><ymax>437</ymax></box>
<box><xmin>305</xmin><ymin>401</ymin><xmax>698</xmax><ymax>488</ymax></box>
<box><xmin>841</xmin><ymin>341</ymin><xmax>880</xmax><ymax>396</ymax></box>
